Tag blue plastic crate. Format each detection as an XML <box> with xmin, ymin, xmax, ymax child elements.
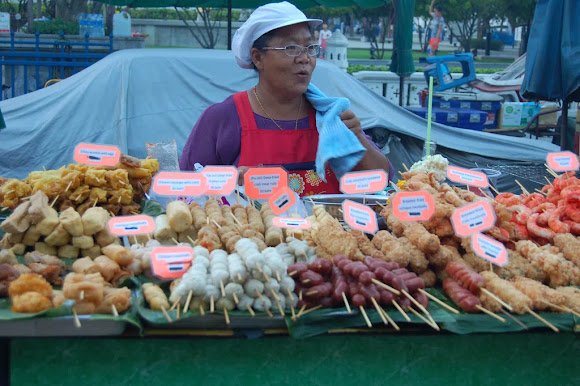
<box><xmin>406</xmin><ymin>106</ymin><xmax>488</xmax><ymax>131</ymax></box>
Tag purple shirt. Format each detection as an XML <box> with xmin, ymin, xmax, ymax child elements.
<box><xmin>179</xmin><ymin>94</ymin><xmax>395</xmax><ymax>180</ymax></box>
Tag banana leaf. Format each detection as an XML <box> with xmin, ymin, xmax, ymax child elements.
<box><xmin>0</xmin><ymin>298</ymin><xmax>74</xmax><ymax>320</ymax></box>
<box><xmin>140</xmin><ymin>199</ymin><xmax>164</xmax><ymax>217</ymax></box>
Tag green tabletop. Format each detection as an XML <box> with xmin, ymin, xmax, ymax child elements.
<box><xmin>8</xmin><ymin>333</ymin><xmax>580</xmax><ymax>386</ymax></box>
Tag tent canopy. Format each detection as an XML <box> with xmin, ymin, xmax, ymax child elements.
<box><xmin>0</xmin><ymin>48</ymin><xmax>557</xmax><ymax>183</ymax></box>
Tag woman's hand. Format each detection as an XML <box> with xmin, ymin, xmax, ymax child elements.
<box><xmin>340</xmin><ymin>110</ymin><xmax>363</xmax><ymax>137</ymax></box>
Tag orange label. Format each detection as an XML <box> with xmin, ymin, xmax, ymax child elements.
<box><xmin>107</xmin><ymin>215</ymin><xmax>156</xmax><ymax>236</ymax></box>
<box><xmin>152</xmin><ymin>261</ymin><xmax>192</xmax><ymax>279</ymax></box>
<box><xmin>471</xmin><ymin>233</ymin><xmax>508</xmax><ymax>267</ymax></box>
<box><xmin>268</xmin><ymin>186</ymin><xmax>297</xmax><ymax>215</ymax></box>
<box><xmin>272</xmin><ymin>217</ymin><xmax>311</xmax><ymax>230</ymax></box>
<box><xmin>74</xmin><ymin>143</ymin><xmax>121</xmax><ymax>167</ymax></box>
<box><xmin>546</xmin><ymin>151</ymin><xmax>580</xmax><ymax>172</ymax></box>
<box><xmin>447</xmin><ymin>166</ymin><xmax>489</xmax><ymax>188</ymax></box>
<box><xmin>391</xmin><ymin>190</ymin><xmax>435</xmax><ymax>222</ymax></box>
<box><xmin>339</xmin><ymin>169</ymin><xmax>388</xmax><ymax>194</ymax></box>
<box><xmin>152</xmin><ymin>172</ymin><xmax>208</xmax><ymax>196</ymax></box>
<box><xmin>450</xmin><ymin>201</ymin><xmax>496</xmax><ymax>238</ymax></box>
<box><xmin>342</xmin><ymin>199</ymin><xmax>378</xmax><ymax>234</ymax></box>
<box><xmin>244</xmin><ymin>167</ymin><xmax>288</xmax><ymax>200</ymax></box>
<box><xmin>201</xmin><ymin>166</ymin><xmax>239</xmax><ymax>196</ymax></box>
<box><xmin>150</xmin><ymin>246</ymin><xmax>194</xmax><ymax>279</ymax></box>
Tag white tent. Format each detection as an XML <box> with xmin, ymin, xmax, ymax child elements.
<box><xmin>0</xmin><ymin>48</ymin><xmax>557</xmax><ymax>180</ymax></box>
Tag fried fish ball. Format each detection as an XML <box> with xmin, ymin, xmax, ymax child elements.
<box><xmin>167</xmin><ymin>200</ymin><xmax>193</xmax><ymax>233</ymax></box>
<box><xmin>34</xmin><ymin>242</ymin><xmax>57</xmax><ymax>256</ymax></box>
<box><xmin>57</xmin><ymin>244</ymin><xmax>79</xmax><ymax>259</ymax></box>
<box><xmin>36</xmin><ymin>207</ymin><xmax>59</xmax><ymax>236</ymax></box>
<box><xmin>63</xmin><ymin>272</ymin><xmax>104</xmax><ymax>304</ymax></box>
<box><xmin>45</xmin><ymin>224</ymin><xmax>71</xmax><ymax>247</ymax></box>
<box><xmin>85</xmin><ymin>169</ymin><xmax>107</xmax><ymax>187</ymax></box>
<box><xmin>9</xmin><ymin>273</ymin><xmax>52</xmax><ymax>298</ymax></box>
<box><xmin>81</xmin><ymin>207</ymin><xmax>109</xmax><ymax>236</ymax></box>
<box><xmin>11</xmin><ymin>291</ymin><xmax>52</xmax><ymax>313</ymax></box>
<box><xmin>72</xmin><ymin>235</ymin><xmax>94</xmax><ymax>249</ymax></box>
<box><xmin>59</xmin><ymin>207</ymin><xmax>84</xmax><ymax>237</ymax></box>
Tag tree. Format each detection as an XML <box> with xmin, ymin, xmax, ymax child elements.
<box><xmin>414</xmin><ymin>0</ymin><xmax>430</xmax><ymax>52</ymax></box>
<box><xmin>443</xmin><ymin>0</ymin><xmax>497</xmax><ymax>53</ymax></box>
<box><xmin>174</xmin><ymin>7</ymin><xmax>223</xmax><ymax>49</ymax></box>
<box><xmin>501</xmin><ymin>0</ymin><xmax>536</xmax><ymax>55</ymax></box>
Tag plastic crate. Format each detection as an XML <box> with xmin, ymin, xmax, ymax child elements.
<box><xmin>406</xmin><ymin>106</ymin><xmax>488</xmax><ymax>131</ymax></box>
<box><xmin>427</xmin><ymin>96</ymin><xmax>502</xmax><ymax>128</ymax></box>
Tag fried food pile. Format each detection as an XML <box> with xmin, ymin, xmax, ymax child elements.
<box><xmin>8</xmin><ymin>273</ymin><xmax>53</xmax><ymax>313</ymax></box>
<box><xmin>0</xmin><ymin>155</ymin><xmax>159</xmax><ymax>213</ymax></box>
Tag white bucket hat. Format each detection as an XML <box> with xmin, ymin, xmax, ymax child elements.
<box><xmin>232</xmin><ymin>2</ymin><xmax>322</xmax><ymax>69</ymax></box>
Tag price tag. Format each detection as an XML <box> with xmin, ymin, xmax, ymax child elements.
<box><xmin>391</xmin><ymin>190</ymin><xmax>435</xmax><ymax>222</ymax></box>
<box><xmin>201</xmin><ymin>166</ymin><xmax>239</xmax><ymax>196</ymax></box>
<box><xmin>341</xmin><ymin>199</ymin><xmax>378</xmax><ymax>234</ymax></box>
<box><xmin>339</xmin><ymin>169</ymin><xmax>388</xmax><ymax>194</ymax></box>
<box><xmin>152</xmin><ymin>172</ymin><xmax>208</xmax><ymax>196</ymax></box>
<box><xmin>447</xmin><ymin>166</ymin><xmax>489</xmax><ymax>188</ymax></box>
<box><xmin>74</xmin><ymin>143</ymin><xmax>121</xmax><ymax>167</ymax></box>
<box><xmin>272</xmin><ymin>217</ymin><xmax>312</xmax><ymax>230</ymax></box>
<box><xmin>450</xmin><ymin>201</ymin><xmax>496</xmax><ymax>238</ymax></box>
<box><xmin>546</xmin><ymin>151</ymin><xmax>579</xmax><ymax>172</ymax></box>
<box><xmin>152</xmin><ymin>261</ymin><xmax>192</xmax><ymax>279</ymax></box>
<box><xmin>268</xmin><ymin>186</ymin><xmax>297</xmax><ymax>215</ymax></box>
<box><xmin>244</xmin><ymin>167</ymin><xmax>288</xmax><ymax>200</ymax></box>
<box><xmin>107</xmin><ymin>215</ymin><xmax>156</xmax><ymax>236</ymax></box>
<box><xmin>471</xmin><ymin>233</ymin><xmax>508</xmax><ymax>267</ymax></box>
<box><xmin>150</xmin><ymin>246</ymin><xmax>194</xmax><ymax>279</ymax></box>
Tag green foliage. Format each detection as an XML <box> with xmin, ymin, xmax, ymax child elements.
<box><xmin>0</xmin><ymin>3</ymin><xmax>18</xmax><ymax>13</ymax></box>
<box><xmin>470</xmin><ymin>38</ymin><xmax>504</xmax><ymax>51</ymax></box>
<box><xmin>29</xmin><ymin>19</ymin><xmax>79</xmax><ymax>35</ymax></box>
<box><xmin>129</xmin><ymin>7</ymin><xmax>235</xmax><ymax>22</ymax></box>
<box><xmin>347</xmin><ymin>64</ymin><xmax>500</xmax><ymax>75</ymax></box>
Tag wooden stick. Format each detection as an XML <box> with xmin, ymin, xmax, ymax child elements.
<box><xmin>544</xmin><ymin>164</ymin><xmax>559</xmax><ymax>178</ymax></box>
<box><xmin>392</xmin><ymin>300</ymin><xmax>410</xmax><ymax>322</ymax></box>
<box><xmin>49</xmin><ymin>195</ymin><xmax>59</xmax><ymax>208</ymax></box>
<box><xmin>489</xmin><ymin>185</ymin><xmax>500</xmax><ymax>195</ymax></box>
<box><xmin>481</xmin><ymin>288</ymin><xmax>513</xmax><ymax>311</ymax></box>
<box><xmin>171</xmin><ymin>237</ymin><xmax>179</xmax><ymax>245</ymax></box>
<box><xmin>359</xmin><ymin>306</ymin><xmax>372</xmax><ymax>328</ymax></box>
<box><xmin>275</xmin><ymin>298</ymin><xmax>285</xmax><ymax>317</ymax></box>
<box><xmin>544</xmin><ymin>176</ymin><xmax>554</xmax><ymax>186</ymax></box>
<box><xmin>187</xmin><ymin>236</ymin><xmax>195</xmax><ymax>245</ymax></box>
<box><xmin>265</xmin><ymin>308</ymin><xmax>274</xmax><ymax>318</ymax></box>
<box><xmin>72</xmin><ymin>308</ymin><xmax>82</xmax><ymax>328</ymax></box>
<box><xmin>229</xmin><ymin>212</ymin><xmax>243</xmax><ymax>227</ymax></box>
<box><xmin>476</xmin><ymin>305</ymin><xmax>506</xmax><ymax>323</ymax></box>
<box><xmin>526</xmin><ymin>307</ymin><xmax>559</xmax><ymax>332</ymax></box>
<box><xmin>169</xmin><ymin>296</ymin><xmax>181</xmax><ymax>311</ymax></box>
<box><xmin>501</xmin><ymin>309</ymin><xmax>527</xmax><ymax>329</ymax></box>
<box><xmin>419</xmin><ymin>289</ymin><xmax>459</xmax><ymax>314</ymax></box>
<box><xmin>342</xmin><ymin>292</ymin><xmax>352</xmax><ymax>313</ymax></box>
<box><xmin>176</xmin><ymin>303</ymin><xmax>181</xmax><ymax>320</ymax></box>
<box><xmin>285</xmin><ymin>288</ymin><xmax>296</xmax><ymax>318</ymax></box>
<box><xmin>561</xmin><ymin>306</ymin><xmax>580</xmax><ymax>318</ymax></box>
<box><xmin>371</xmin><ymin>278</ymin><xmax>400</xmax><ymax>295</ymax></box>
<box><xmin>298</xmin><ymin>290</ymin><xmax>303</xmax><ymax>301</ymax></box>
<box><xmin>223</xmin><ymin>307</ymin><xmax>230</xmax><ymax>325</ymax></box>
<box><xmin>92</xmin><ymin>198</ymin><xmax>99</xmax><ymax>207</ymax></box>
<box><xmin>402</xmin><ymin>162</ymin><xmax>410</xmax><ymax>172</ymax></box>
<box><xmin>210</xmin><ymin>296</ymin><xmax>215</xmax><ymax>313</ymax></box>
<box><xmin>295</xmin><ymin>304</ymin><xmax>306</xmax><ymax>319</ymax></box>
<box><xmin>232</xmin><ymin>292</ymin><xmax>239</xmax><ymax>305</ymax></box>
<box><xmin>79</xmin><ymin>290</ymin><xmax>85</xmax><ymax>301</ymax></box>
<box><xmin>275</xmin><ymin>271</ymin><xmax>281</xmax><ymax>282</ymax></box>
<box><xmin>534</xmin><ymin>189</ymin><xmax>548</xmax><ymax>197</ymax></box>
<box><xmin>371</xmin><ymin>297</ymin><xmax>389</xmax><ymax>325</ymax></box>
<box><xmin>220</xmin><ymin>280</ymin><xmax>226</xmax><ymax>297</ymax></box>
<box><xmin>382</xmin><ymin>308</ymin><xmax>400</xmax><ymax>331</ymax></box>
<box><xmin>247</xmin><ymin>305</ymin><xmax>256</xmax><ymax>317</ymax></box>
<box><xmin>211</xmin><ymin>219</ymin><xmax>222</xmax><ymax>229</ymax></box>
<box><xmin>161</xmin><ymin>307</ymin><xmax>172</xmax><ymax>323</ymax></box>
<box><xmin>198</xmin><ymin>305</ymin><xmax>205</xmax><ymax>316</ymax></box>
<box><xmin>402</xmin><ymin>290</ymin><xmax>436</xmax><ymax>326</ymax></box>
<box><xmin>183</xmin><ymin>290</ymin><xmax>193</xmax><ymax>313</ymax></box>
<box><xmin>408</xmin><ymin>307</ymin><xmax>439</xmax><ymax>331</ymax></box>
<box><xmin>514</xmin><ymin>179</ymin><xmax>530</xmax><ymax>195</ymax></box>
<box><xmin>64</xmin><ymin>180</ymin><xmax>73</xmax><ymax>192</ymax></box>
<box><xmin>111</xmin><ymin>304</ymin><xmax>119</xmax><ymax>317</ymax></box>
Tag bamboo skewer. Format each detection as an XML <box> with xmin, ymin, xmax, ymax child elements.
<box><xmin>544</xmin><ymin>176</ymin><xmax>554</xmax><ymax>187</ymax></box>
<box><xmin>111</xmin><ymin>304</ymin><xmax>119</xmax><ymax>317</ymax></box>
<box><xmin>481</xmin><ymin>288</ymin><xmax>513</xmax><ymax>311</ymax></box>
<box><xmin>265</xmin><ymin>308</ymin><xmax>274</xmax><ymax>318</ymax></box>
<box><xmin>476</xmin><ymin>305</ymin><xmax>506</xmax><ymax>323</ymax></box>
<box><xmin>294</xmin><ymin>304</ymin><xmax>306</xmax><ymax>320</ymax></box>
<box><xmin>342</xmin><ymin>292</ymin><xmax>352</xmax><ymax>313</ymax></box>
<box><xmin>187</xmin><ymin>236</ymin><xmax>196</xmax><ymax>245</ymax></box>
<box><xmin>161</xmin><ymin>307</ymin><xmax>172</xmax><ymax>323</ymax></box>
<box><xmin>359</xmin><ymin>306</ymin><xmax>372</xmax><ymax>328</ymax></box>
<box><xmin>183</xmin><ymin>290</ymin><xmax>193</xmax><ymax>313</ymax></box>
<box><xmin>489</xmin><ymin>185</ymin><xmax>500</xmax><ymax>195</ymax></box>
<box><xmin>176</xmin><ymin>304</ymin><xmax>181</xmax><ymax>320</ymax></box>
<box><xmin>402</xmin><ymin>290</ymin><xmax>436</xmax><ymax>326</ymax></box>
<box><xmin>223</xmin><ymin>307</ymin><xmax>230</xmax><ymax>325</ymax></box>
<box><xmin>544</xmin><ymin>164</ymin><xmax>559</xmax><ymax>178</ymax></box>
<box><xmin>246</xmin><ymin>305</ymin><xmax>256</xmax><ymax>317</ymax></box>
<box><xmin>198</xmin><ymin>305</ymin><xmax>205</xmax><ymax>316</ymax></box>
<box><xmin>210</xmin><ymin>296</ymin><xmax>215</xmax><ymax>313</ymax></box>
<box><xmin>371</xmin><ymin>278</ymin><xmax>400</xmax><ymax>295</ymax></box>
<box><xmin>526</xmin><ymin>307</ymin><xmax>559</xmax><ymax>332</ymax></box>
<box><xmin>229</xmin><ymin>213</ymin><xmax>243</xmax><ymax>227</ymax></box>
<box><xmin>171</xmin><ymin>237</ymin><xmax>179</xmax><ymax>245</ymax></box>
<box><xmin>72</xmin><ymin>308</ymin><xmax>82</xmax><ymax>328</ymax></box>
<box><xmin>408</xmin><ymin>307</ymin><xmax>439</xmax><ymax>331</ymax></box>
<box><xmin>50</xmin><ymin>195</ymin><xmax>59</xmax><ymax>208</ymax></box>
<box><xmin>219</xmin><ymin>280</ymin><xmax>226</xmax><ymax>297</ymax></box>
<box><xmin>514</xmin><ymin>179</ymin><xmax>529</xmax><ymax>195</ymax></box>
<box><xmin>402</xmin><ymin>162</ymin><xmax>410</xmax><ymax>172</ymax></box>
<box><xmin>392</xmin><ymin>300</ymin><xmax>410</xmax><ymax>322</ymax></box>
<box><xmin>169</xmin><ymin>297</ymin><xmax>181</xmax><ymax>311</ymax></box>
<box><xmin>418</xmin><ymin>289</ymin><xmax>459</xmax><ymax>314</ymax></box>
<box><xmin>501</xmin><ymin>309</ymin><xmax>527</xmax><ymax>329</ymax></box>
<box><xmin>64</xmin><ymin>181</ymin><xmax>73</xmax><ymax>192</ymax></box>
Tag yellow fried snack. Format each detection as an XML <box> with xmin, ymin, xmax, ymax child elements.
<box><xmin>89</xmin><ymin>187</ymin><xmax>108</xmax><ymax>204</ymax></box>
<box><xmin>143</xmin><ymin>283</ymin><xmax>169</xmax><ymax>310</ymax></box>
<box><xmin>1</xmin><ymin>179</ymin><xmax>32</xmax><ymax>209</ymax></box>
<box><xmin>11</xmin><ymin>292</ymin><xmax>53</xmax><ymax>313</ymax></box>
<box><xmin>101</xmin><ymin>244</ymin><xmax>132</xmax><ymax>266</ymax></box>
<box><xmin>95</xmin><ymin>287</ymin><xmax>131</xmax><ymax>314</ymax></box>
<box><xmin>108</xmin><ymin>188</ymin><xmax>133</xmax><ymax>206</ymax></box>
<box><xmin>8</xmin><ymin>273</ymin><xmax>52</xmax><ymax>298</ymax></box>
<box><xmin>84</xmin><ymin>169</ymin><xmax>107</xmax><ymax>187</ymax></box>
<box><xmin>69</xmin><ymin>185</ymin><xmax>90</xmax><ymax>204</ymax></box>
<box><xmin>105</xmin><ymin>169</ymin><xmax>130</xmax><ymax>190</ymax></box>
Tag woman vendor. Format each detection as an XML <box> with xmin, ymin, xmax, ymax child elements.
<box><xmin>180</xmin><ymin>1</ymin><xmax>391</xmax><ymax>196</ymax></box>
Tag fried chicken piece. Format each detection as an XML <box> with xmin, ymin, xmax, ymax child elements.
<box><xmin>481</xmin><ymin>271</ymin><xmax>532</xmax><ymax>314</ymax></box>
<box><xmin>1</xmin><ymin>179</ymin><xmax>32</xmax><ymax>209</ymax></box>
<box><xmin>11</xmin><ymin>291</ymin><xmax>52</xmax><ymax>313</ymax></box>
<box><xmin>555</xmin><ymin>287</ymin><xmax>580</xmax><ymax>314</ymax></box>
<box><xmin>8</xmin><ymin>273</ymin><xmax>52</xmax><ymax>299</ymax></box>
<box><xmin>68</xmin><ymin>185</ymin><xmax>90</xmax><ymax>204</ymax></box>
<box><xmin>372</xmin><ymin>230</ymin><xmax>410</xmax><ymax>267</ymax></box>
<box><xmin>429</xmin><ymin>245</ymin><xmax>462</xmax><ymax>269</ymax></box>
<box><xmin>553</xmin><ymin>234</ymin><xmax>580</xmax><ymax>267</ymax></box>
<box><xmin>516</xmin><ymin>240</ymin><xmax>580</xmax><ymax>287</ymax></box>
<box><xmin>512</xmin><ymin>276</ymin><xmax>567</xmax><ymax>311</ymax></box>
<box><xmin>105</xmin><ymin>169</ymin><xmax>130</xmax><ymax>190</ymax></box>
<box><xmin>351</xmin><ymin>230</ymin><xmax>386</xmax><ymax>260</ymax></box>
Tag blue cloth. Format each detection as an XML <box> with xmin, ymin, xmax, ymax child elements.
<box><xmin>305</xmin><ymin>83</ymin><xmax>366</xmax><ymax>181</ymax></box>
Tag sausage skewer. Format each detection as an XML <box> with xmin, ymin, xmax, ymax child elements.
<box><xmin>418</xmin><ymin>288</ymin><xmax>459</xmax><ymax>314</ymax></box>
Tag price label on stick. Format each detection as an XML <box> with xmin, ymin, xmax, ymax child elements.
<box><xmin>447</xmin><ymin>166</ymin><xmax>489</xmax><ymax>188</ymax></box>
<box><xmin>391</xmin><ymin>190</ymin><xmax>435</xmax><ymax>222</ymax></box>
<box><xmin>450</xmin><ymin>201</ymin><xmax>496</xmax><ymax>238</ymax></box>
<box><xmin>546</xmin><ymin>151</ymin><xmax>579</xmax><ymax>172</ymax></box>
<box><xmin>74</xmin><ymin>143</ymin><xmax>121</xmax><ymax>167</ymax></box>
<box><xmin>339</xmin><ymin>169</ymin><xmax>388</xmax><ymax>194</ymax></box>
<box><xmin>201</xmin><ymin>166</ymin><xmax>238</xmax><ymax>196</ymax></box>
<box><xmin>471</xmin><ymin>233</ymin><xmax>508</xmax><ymax>267</ymax></box>
<box><xmin>151</xmin><ymin>246</ymin><xmax>194</xmax><ymax>279</ymax></box>
<box><xmin>342</xmin><ymin>199</ymin><xmax>378</xmax><ymax>234</ymax></box>
<box><xmin>108</xmin><ymin>215</ymin><xmax>156</xmax><ymax>236</ymax></box>
<box><xmin>272</xmin><ymin>217</ymin><xmax>311</xmax><ymax>230</ymax></box>
<box><xmin>152</xmin><ymin>261</ymin><xmax>192</xmax><ymax>280</ymax></box>
<box><xmin>152</xmin><ymin>172</ymin><xmax>208</xmax><ymax>196</ymax></box>
<box><xmin>268</xmin><ymin>186</ymin><xmax>297</xmax><ymax>215</ymax></box>
<box><xmin>244</xmin><ymin>167</ymin><xmax>288</xmax><ymax>200</ymax></box>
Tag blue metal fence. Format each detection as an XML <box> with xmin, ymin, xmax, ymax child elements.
<box><xmin>0</xmin><ymin>32</ymin><xmax>114</xmax><ymax>100</ymax></box>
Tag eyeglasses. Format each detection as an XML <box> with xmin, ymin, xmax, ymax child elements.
<box><xmin>261</xmin><ymin>44</ymin><xmax>321</xmax><ymax>57</ymax></box>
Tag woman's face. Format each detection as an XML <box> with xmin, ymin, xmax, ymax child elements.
<box><xmin>252</xmin><ymin>23</ymin><xmax>316</xmax><ymax>98</ymax></box>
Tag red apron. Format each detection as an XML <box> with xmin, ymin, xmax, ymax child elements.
<box><xmin>234</xmin><ymin>91</ymin><xmax>340</xmax><ymax>197</ymax></box>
